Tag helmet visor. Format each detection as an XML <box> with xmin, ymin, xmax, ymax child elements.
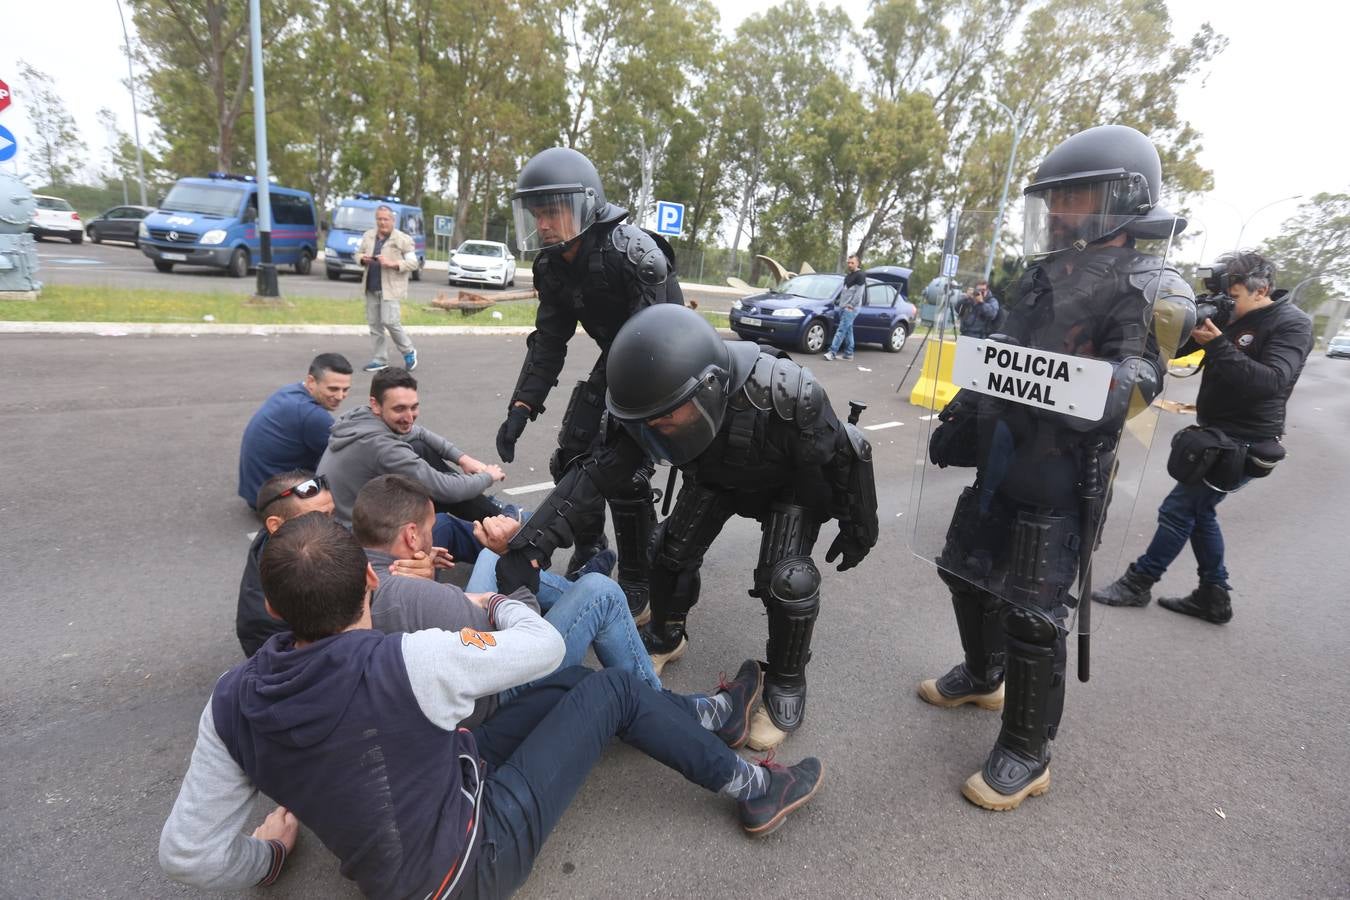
<box><xmin>1023</xmin><ymin>177</ymin><xmax>1142</xmax><ymax>259</ymax></box>
<box><xmin>511</xmin><ymin>189</ymin><xmax>593</xmax><ymax>253</ymax></box>
<box><xmin>616</xmin><ymin>376</ymin><xmax>729</xmax><ymax>466</ymax></box>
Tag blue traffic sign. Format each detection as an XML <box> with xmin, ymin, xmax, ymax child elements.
<box><xmin>0</xmin><ymin>124</ymin><xmax>17</xmax><ymax>163</ymax></box>
<box><xmin>433</xmin><ymin>215</ymin><xmax>454</xmax><ymax>237</ymax></box>
<box><xmin>654</xmin><ymin>201</ymin><xmax>684</xmax><ymax>237</ymax></box>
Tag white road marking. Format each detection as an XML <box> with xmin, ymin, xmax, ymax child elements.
<box><xmin>503</xmin><ymin>480</ymin><xmax>556</xmax><ymax>496</ymax></box>
<box><xmin>864</xmin><ymin>421</ymin><xmax>903</xmax><ymax>431</ymax></box>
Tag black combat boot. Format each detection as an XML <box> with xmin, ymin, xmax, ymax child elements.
<box><xmin>639</xmin><ymin>617</ymin><xmax>688</xmax><ymax>676</ymax></box>
<box><xmin>1158</xmin><ymin>583</ymin><xmax>1233</xmax><ymax>624</ymax></box>
<box><xmin>1091</xmin><ymin>563</ymin><xmax>1156</xmax><ymax>608</ymax></box>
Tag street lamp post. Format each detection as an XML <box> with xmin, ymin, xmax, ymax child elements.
<box><xmin>983</xmin><ymin>98</ymin><xmax>1029</xmax><ymax>283</ymax></box>
<box><xmin>1234</xmin><ymin>193</ymin><xmax>1302</xmax><ymax>250</ymax></box>
<box><xmin>249</xmin><ymin>0</ymin><xmax>279</xmax><ymax>298</ymax></box>
<box><xmin>114</xmin><ymin>0</ymin><xmax>148</xmax><ymax>207</ymax></box>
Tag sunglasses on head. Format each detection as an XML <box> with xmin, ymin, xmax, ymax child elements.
<box><xmin>259</xmin><ymin>475</ymin><xmax>327</xmax><ymax>514</ymax></box>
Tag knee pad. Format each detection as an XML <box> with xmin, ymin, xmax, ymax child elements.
<box><xmin>1001</xmin><ymin>604</ymin><xmax>1062</xmax><ymax>646</ymax></box>
<box><xmin>764</xmin><ymin>556</ymin><xmax>821</xmax><ymax>681</ymax></box>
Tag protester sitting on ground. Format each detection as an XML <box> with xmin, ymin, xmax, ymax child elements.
<box><xmin>237</xmin><ymin>353</ymin><xmax>352</xmax><ymax>510</ymax></box>
<box><xmin>237</xmin><ymin>470</ymin><xmax>447</xmax><ymax>657</ymax></box>
<box><xmin>160</xmin><ymin>514</ymin><xmax>824</xmax><ymax>896</ymax></box>
<box><xmin>318</xmin><ymin>367</ymin><xmax>508</xmax><ymax>562</ymax></box>
<box><xmin>352</xmin><ymin>475</ymin><xmax>651</xmax><ymax>716</ymax></box>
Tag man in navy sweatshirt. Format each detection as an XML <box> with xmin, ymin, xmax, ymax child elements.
<box><xmin>160</xmin><ymin>514</ymin><xmax>825</xmax><ymax>898</ymax></box>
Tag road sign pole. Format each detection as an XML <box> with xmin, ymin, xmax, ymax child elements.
<box><xmin>249</xmin><ymin>0</ymin><xmax>279</xmax><ymax>298</ymax></box>
<box><xmin>115</xmin><ymin>0</ymin><xmax>148</xmax><ymax>207</ymax></box>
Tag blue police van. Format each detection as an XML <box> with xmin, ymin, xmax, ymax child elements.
<box><xmin>139</xmin><ymin>173</ymin><xmax>319</xmax><ymax>278</ymax></box>
<box><xmin>323</xmin><ymin>195</ymin><xmax>426</xmax><ymax>281</ymax></box>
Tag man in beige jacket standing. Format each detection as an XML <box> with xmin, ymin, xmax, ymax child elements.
<box><xmin>359</xmin><ymin>205</ymin><xmax>420</xmax><ymax>372</ymax></box>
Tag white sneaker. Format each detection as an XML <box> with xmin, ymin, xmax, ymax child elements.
<box><xmin>822</xmin><ymin>352</ymin><xmax>836</xmax><ymax>361</ymax></box>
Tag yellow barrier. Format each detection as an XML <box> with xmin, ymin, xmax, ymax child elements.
<box><xmin>1172</xmin><ymin>349</ymin><xmax>1204</xmax><ymax>368</ymax></box>
<box><xmin>908</xmin><ymin>337</ymin><xmax>960</xmax><ymax>410</ymax></box>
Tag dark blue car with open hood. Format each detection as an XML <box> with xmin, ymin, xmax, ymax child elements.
<box><xmin>729</xmin><ymin>266</ymin><xmax>916</xmax><ymax>354</ymax></box>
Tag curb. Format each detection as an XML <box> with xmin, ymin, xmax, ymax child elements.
<box><xmin>0</xmin><ymin>321</ymin><xmax>739</xmax><ymax>338</ymax></box>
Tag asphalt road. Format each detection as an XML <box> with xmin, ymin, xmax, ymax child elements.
<box><xmin>1</xmin><ymin>330</ymin><xmax>1347</xmax><ymax>898</ymax></box>
<box><xmin>31</xmin><ymin>239</ymin><xmax>740</xmax><ymax>313</ymax></box>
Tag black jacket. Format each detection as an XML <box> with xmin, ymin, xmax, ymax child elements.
<box><xmin>1192</xmin><ymin>292</ymin><xmax>1313</xmax><ymax>439</ymax></box>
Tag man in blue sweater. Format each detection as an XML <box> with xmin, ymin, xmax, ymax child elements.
<box><xmin>161</xmin><ymin>515</ymin><xmax>825</xmax><ymax>897</ymax></box>
<box><xmin>238</xmin><ymin>353</ymin><xmax>353</xmax><ymax>510</ymax></box>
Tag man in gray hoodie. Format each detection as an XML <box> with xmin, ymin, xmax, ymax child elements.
<box><xmin>319</xmin><ymin>367</ymin><xmax>507</xmax><ymax>560</ymax></box>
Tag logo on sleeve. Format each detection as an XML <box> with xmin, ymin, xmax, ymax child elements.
<box><xmin>459</xmin><ymin>627</ymin><xmax>497</xmax><ymax>651</ymax></box>
<box><xmin>1235</xmin><ymin>331</ymin><xmax>1256</xmax><ymax>351</ymax></box>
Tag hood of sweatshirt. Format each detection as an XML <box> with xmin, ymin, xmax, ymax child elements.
<box><xmin>237</xmin><ymin>629</ymin><xmax>382</xmax><ymax>749</ymax></box>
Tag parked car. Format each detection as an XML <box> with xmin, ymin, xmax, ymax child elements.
<box><xmin>729</xmin><ymin>266</ymin><xmax>916</xmax><ymax>354</ymax></box>
<box><xmin>447</xmin><ymin>240</ymin><xmax>516</xmax><ymax>289</ymax></box>
<box><xmin>139</xmin><ymin>173</ymin><xmax>319</xmax><ymax>277</ymax></box>
<box><xmin>324</xmin><ymin>195</ymin><xmax>426</xmax><ymax>281</ymax></box>
<box><xmin>86</xmin><ymin>205</ymin><xmax>154</xmax><ymax>246</ymax></box>
<box><xmin>1327</xmin><ymin>332</ymin><xmax>1350</xmax><ymax>359</ymax></box>
<box><xmin>29</xmin><ymin>194</ymin><xmax>84</xmax><ymax>243</ymax></box>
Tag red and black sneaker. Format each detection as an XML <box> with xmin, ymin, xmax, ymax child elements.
<box><xmin>713</xmin><ymin>659</ymin><xmax>764</xmax><ymax>749</ymax></box>
<box><xmin>737</xmin><ymin>753</ymin><xmax>825</xmax><ymax>837</ymax></box>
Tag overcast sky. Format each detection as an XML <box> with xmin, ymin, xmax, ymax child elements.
<box><xmin>0</xmin><ymin>0</ymin><xmax>1336</xmax><ymax>263</ymax></box>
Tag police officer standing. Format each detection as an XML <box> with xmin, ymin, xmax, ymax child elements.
<box><xmin>496</xmin><ymin>148</ymin><xmax>685</xmax><ymax>614</ymax></box>
<box><xmin>496</xmin><ymin>304</ymin><xmax>879</xmax><ymax>749</ymax></box>
<box><xmin>917</xmin><ymin>125</ymin><xmax>1196</xmax><ymax>809</ymax></box>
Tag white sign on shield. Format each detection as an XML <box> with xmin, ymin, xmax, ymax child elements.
<box><xmin>951</xmin><ymin>336</ymin><xmax>1115</xmax><ymax>421</ymax></box>
<box><xmin>655</xmin><ymin>201</ymin><xmax>684</xmax><ymax>237</ymax></box>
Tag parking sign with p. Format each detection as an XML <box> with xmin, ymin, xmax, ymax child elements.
<box><xmin>655</xmin><ymin>201</ymin><xmax>684</xmax><ymax>238</ymax></box>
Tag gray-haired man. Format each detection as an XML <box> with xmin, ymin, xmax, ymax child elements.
<box><xmin>358</xmin><ymin>204</ymin><xmax>420</xmax><ymax>373</ymax></box>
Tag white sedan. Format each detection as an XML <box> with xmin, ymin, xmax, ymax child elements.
<box><xmin>30</xmin><ymin>194</ymin><xmax>84</xmax><ymax>243</ymax></box>
<box><xmin>447</xmin><ymin>240</ymin><xmax>516</xmax><ymax>289</ymax></box>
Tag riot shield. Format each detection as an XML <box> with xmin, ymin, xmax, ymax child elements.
<box><xmin>909</xmin><ymin>211</ymin><xmax>1188</xmax><ymax>651</ymax></box>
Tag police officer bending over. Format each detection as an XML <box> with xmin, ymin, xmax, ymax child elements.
<box><xmin>1093</xmin><ymin>250</ymin><xmax>1313</xmax><ymax>622</ymax></box>
<box><xmin>496</xmin><ymin>147</ymin><xmax>684</xmax><ymax>615</ymax></box>
<box><xmin>496</xmin><ymin>304</ymin><xmax>879</xmax><ymax>750</ymax></box>
<box><xmin>920</xmin><ymin>125</ymin><xmax>1196</xmax><ymax>809</ymax></box>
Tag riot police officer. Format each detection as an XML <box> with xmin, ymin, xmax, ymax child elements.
<box><xmin>497</xmin><ymin>148</ymin><xmax>685</xmax><ymax>613</ymax></box>
<box><xmin>918</xmin><ymin>125</ymin><xmax>1196</xmax><ymax>809</ymax></box>
<box><xmin>495</xmin><ymin>304</ymin><xmax>879</xmax><ymax>749</ymax></box>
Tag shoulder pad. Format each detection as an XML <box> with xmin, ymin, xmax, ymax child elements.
<box><xmin>844</xmin><ymin>422</ymin><xmax>873</xmax><ymax>462</ymax></box>
<box><xmin>759</xmin><ymin>355</ymin><xmax>826</xmax><ymax>426</ymax></box>
<box><xmin>609</xmin><ymin>223</ymin><xmax>668</xmax><ymax>286</ymax></box>
<box><xmin>739</xmin><ymin>353</ymin><xmax>777</xmax><ymax>411</ymax></box>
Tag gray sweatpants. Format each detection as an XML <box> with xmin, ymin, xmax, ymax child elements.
<box><xmin>365</xmin><ymin>290</ymin><xmax>415</xmax><ymax>363</ymax></box>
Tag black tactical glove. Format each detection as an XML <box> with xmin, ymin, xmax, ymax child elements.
<box><xmin>825</xmin><ymin>530</ymin><xmax>870</xmax><ymax>572</ymax></box>
<box><xmin>494</xmin><ymin>547</ymin><xmax>541</xmax><ymax>595</ymax></box>
<box><xmin>495</xmin><ymin>404</ymin><xmax>531</xmax><ymax>463</ymax></box>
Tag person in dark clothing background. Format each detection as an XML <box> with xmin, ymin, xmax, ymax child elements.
<box><xmin>495</xmin><ymin>147</ymin><xmax>684</xmax><ymax>617</ymax></box>
<box><xmin>954</xmin><ymin>280</ymin><xmax>1001</xmax><ymax>339</ymax></box>
<box><xmin>1093</xmin><ymin>250</ymin><xmax>1314</xmax><ymax>623</ymax></box>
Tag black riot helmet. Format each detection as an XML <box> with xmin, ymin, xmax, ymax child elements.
<box><xmin>1023</xmin><ymin>124</ymin><xmax>1185</xmax><ymax>260</ymax></box>
<box><xmin>606</xmin><ymin>305</ymin><xmax>749</xmax><ymax>466</ymax></box>
<box><xmin>511</xmin><ymin>147</ymin><xmax>625</xmax><ymax>254</ymax></box>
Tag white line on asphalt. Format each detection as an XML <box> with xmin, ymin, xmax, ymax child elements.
<box><xmin>503</xmin><ymin>481</ymin><xmax>556</xmax><ymax>496</ymax></box>
<box><xmin>864</xmin><ymin>421</ymin><xmax>903</xmax><ymax>430</ymax></box>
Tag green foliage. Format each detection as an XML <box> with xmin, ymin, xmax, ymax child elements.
<box><xmin>1261</xmin><ymin>191</ymin><xmax>1350</xmax><ymax>311</ymax></box>
<box><xmin>17</xmin><ymin>61</ymin><xmax>84</xmax><ymax>186</ymax></box>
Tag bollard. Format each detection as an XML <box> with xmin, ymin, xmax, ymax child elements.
<box><xmin>908</xmin><ymin>336</ymin><xmax>960</xmax><ymax>410</ymax></box>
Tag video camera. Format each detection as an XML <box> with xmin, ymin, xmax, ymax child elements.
<box><xmin>1194</xmin><ymin>262</ymin><xmax>1236</xmax><ymax>329</ymax></box>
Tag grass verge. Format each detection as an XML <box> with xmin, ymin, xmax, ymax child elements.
<box><xmin>1</xmin><ymin>284</ymin><xmax>729</xmax><ymax>328</ymax></box>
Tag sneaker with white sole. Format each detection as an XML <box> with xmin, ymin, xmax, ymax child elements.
<box><xmin>363</xmin><ymin>360</ymin><xmax>387</xmax><ymax>373</ymax></box>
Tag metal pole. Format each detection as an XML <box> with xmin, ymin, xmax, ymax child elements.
<box><xmin>115</xmin><ymin>0</ymin><xmax>148</xmax><ymax>206</ymax></box>
<box><xmin>1235</xmin><ymin>193</ymin><xmax>1302</xmax><ymax>251</ymax></box>
<box><xmin>983</xmin><ymin>99</ymin><xmax>1023</xmax><ymax>283</ymax></box>
<box><xmin>249</xmin><ymin>0</ymin><xmax>279</xmax><ymax>297</ymax></box>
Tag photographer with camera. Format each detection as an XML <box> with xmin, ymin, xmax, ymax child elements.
<box><xmin>954</xmin><ymin>280</ymin><xmax>1001</xmax><ymax>339</ymax></box>
<box><xmin>1093</xmin><ymin>250</ymin><xmax>1313</xmax><ymax>623</ymax></box>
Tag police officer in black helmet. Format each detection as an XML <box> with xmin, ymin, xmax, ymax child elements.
<box><xmin>917</xmin><ymin>124</ymin><xmax>1196</xmax><ymax>809</ymax></box>
<box><xmin>497</xmin><ymin>148</ymin><xmax>685</xmax><ymax>610</ymax></box>
<box><xmin>497</xmin><ymin>303</ymin><xmax>879</xmax><ymax>750</ymax></box>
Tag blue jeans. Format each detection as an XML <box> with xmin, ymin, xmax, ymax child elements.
<box><xmin>463</xmin><ymin>666</ymin><xmax>735</xmax><ymax>899</ymax></box>
<box><xmin>467</xmin><ymin>550</ymin><xmax>662</xmax><ymax>691</ymax></box>
<box><xmin>433</xmin><ymin>513</ymin><xmax>481</xmax><ymax>565</ymax></box>
<box><xmin>1134</xmin><ymin>479</ymin><xmax>1245</xmax><ymax>589</ymax></box>
<box><xmin>828</xmin><ymin>306</ymin><xmax>859</xmax><ymax>356</ymax></box>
